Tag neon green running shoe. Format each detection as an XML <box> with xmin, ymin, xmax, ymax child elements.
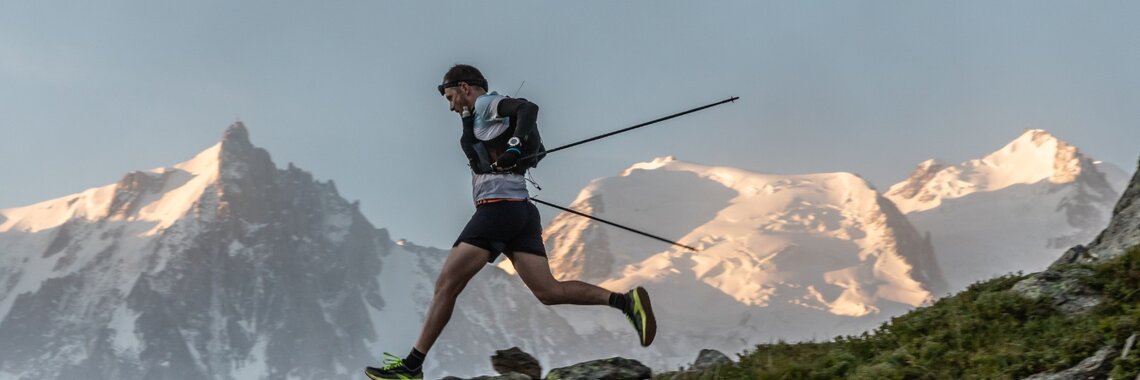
<box><xmin>624</xmin><ymin>286</ymin><xmax>657</xmax><ymax>347</ymax></box>
<box><xmin>364</xmin><ymin>352</ymin><xmax>423</xmax><ymax>380</ymax></box>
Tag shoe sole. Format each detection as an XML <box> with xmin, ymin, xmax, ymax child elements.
<box><xmin>364</xmin><ymin>370</ymin><xmax>420</xmax><ymax>380</ymax></box>
<box><xmin>635</xmin><ymin>286</ymin><xmax>657</xmax><ymax>347</ymax></box>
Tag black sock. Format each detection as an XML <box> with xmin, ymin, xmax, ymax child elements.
<box><xmin>608</xmin><ymin>292</ymin><xmax>629</xmax><ymax>312</ymax></box>
<box><xmin>404</xmin><ymin>348</ymin><xmax>425</xmax><ymax>370</ymax></box>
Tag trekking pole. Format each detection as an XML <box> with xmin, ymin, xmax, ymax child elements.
<box><xmin>530</xmin><ymin>197</ymin><xmax>699</xmax><ymax>252</ymax></box>
<box><xmin>517</xmin><ymin>96</ymin><xmax>739</xmax><ymax>162</ymax></box>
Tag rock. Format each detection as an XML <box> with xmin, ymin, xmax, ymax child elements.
<box><xmin>1011</xmin><ymin>268</ymin><xmax>1102</xmax><ymax>314</ymax></box>
<box><xmin>491</xmin><ymin>347</ymin><xmax>542</xmax><ymax>379</ymax></box>
<box><xmin>689</xmin><ymin>349</ymin><xmax>732</xmax><ymax>371</ymax></box>
<box><xmin>546</xmin><ymin>357</ymin><xmax>652</xmax><ymax>380</ymax></box>
<box><xmin>1049</xmin><ymin>245</ymin><xmax>1091</xmax><ymax>270</ymax></box>
<box><xmin>1077</xmin><ymin>156</ymin><xmax>1140</xmax><ymax>264</ymax></box>
<box><xmin>1023</xmin><ymin>347</ymin><xmax>1118</xmax><ymax>380</ymax></box>
<box><xmin>1123</xmin><ymin>333</ymin><xmax>1138</xmax><ymax>360</ymax></box>
<box><xmin>650</xmin><ymin>370</ymin><xmax>699</xmax><ymax>380</ymax></box>
<box><xmin>650</xmin><ymin>349</ymin><xmax>734</xmax><ymax>379</ymax></box>
<box><xmin>441</xmin><ymin>373</ymin><xmax>531</xmax><ymax>380</ymax></box>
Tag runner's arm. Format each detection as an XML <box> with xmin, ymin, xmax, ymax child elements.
<box><xmin>496</xmin><ymin>98</ymin><xmax>539</xmax><ymax>145</ymax></box>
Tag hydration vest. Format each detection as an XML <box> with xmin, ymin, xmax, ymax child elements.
<box><xmin>463</xmin><ymin>92</ymin><xmax>545</xmax><ymax>174</ymax></box>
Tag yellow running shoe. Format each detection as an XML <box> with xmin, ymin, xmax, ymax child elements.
<box><xmin>364</xmin><ymin>352</ymin><xmax>423</xmax><ymax>380</ymax></box>
<box><xmin>624</xmin><ymin>286</ymin><xmax>657</xmax><ymax>347</ymax></box>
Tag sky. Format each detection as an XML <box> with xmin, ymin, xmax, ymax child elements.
<box><xmin>2</xmin><ymin>1</ymin><xmax>1138</xmax><ymax>248</ymax></box>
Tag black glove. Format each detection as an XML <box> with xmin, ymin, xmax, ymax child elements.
<box><xmin>491</xmin><ymin>147</ymin><xmax>521</xmax><ymax>172</ymax></box>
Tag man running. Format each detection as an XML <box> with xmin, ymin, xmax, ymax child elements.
<box><xmin>365</xmin><ymin>64</ymin><xmax>656</xmax><ymax>379</ymax></box>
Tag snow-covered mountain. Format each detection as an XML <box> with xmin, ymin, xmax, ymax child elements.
<box><xmin>0</xmin><ymin>124</ymin><xmax>385</xmax><ymax>379</ymax></box>
<box><xmin>0</xmin><ymin>123</ymin><xmax>618</xmax><ymax>379</ymax></box>
<box><xmin>4</xmin><ymin>123</ymin><xmax>1122</xmax><ymax>378</ymax></box>
<box><xmin>885</xmin><ymin>129</ymin><xmax>1123</xmax><ymax>292</ymax></box>
<box><xmin>518</xmin><ymin>156</ymin><xmax>946</xmax><ymax>364</ymax></box>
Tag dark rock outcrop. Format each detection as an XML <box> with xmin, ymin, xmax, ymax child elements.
<box><xmin>446</xmin><ymin>349</ymin><xmax>650</xmax><ymax>380</ymax></box>
<box><xmin>441</xmin><ymin>374</ymin><xmax>531</xmax><ymax>380</ymax></box>
<box><xmin>1079</xmin><ymin>156</ymin><xmax>1140</xmax><ymax>264</ymax></box>
<box><xmin>546</xmin><ymin>357</ymin><xmax>652</xmax><ymax>380</ymax></box>
<box><xmin>1010</xmin><ymin>269</ymin><xmax>1102</xmax><ymax>314</ymax></box>
<box><xmin>689</xmin><ymin>349</ymin><xmax>731</xmax><ymax>371</ymax></box>
<box><xmin>492</xmin><ymin>347</ymin><xmax>542</xmax><ymax>380</ymax></box>
<box><xmin>1013</xmin><ymin>156</ymin><xmax>1140</xmax><ymax>316</ymax></box>
<box><xmin>649</xmin><ymin>349</ymin><xmax>735</xmax><ymax>379</ymax></box>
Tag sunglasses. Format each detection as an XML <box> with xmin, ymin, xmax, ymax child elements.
<box><xmin>437</xmin><ymin>79</ymin><xmax>488</xmax><ymax>96</ymax></box>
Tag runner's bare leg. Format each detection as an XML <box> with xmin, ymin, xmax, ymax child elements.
<box><xmin>413</xmin><ymin>243</ymin><xmax>492</xmax><ymax>353</ymax></box>
<box><xmin>509</xmin><ymin>252</ymin><xmax>611</xmax><ymax>305</ymax></box>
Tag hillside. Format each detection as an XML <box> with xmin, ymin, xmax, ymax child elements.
<box><xmin>665</xmin><ymin>155</ymin><xmax>1140</xmax><ymax>379</ymax></box>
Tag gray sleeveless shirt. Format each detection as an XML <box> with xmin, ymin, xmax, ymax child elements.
<box><xmin>470</xmin><ymin>92</ymin><xmax>529</xmax><ymax>203</ymax></box>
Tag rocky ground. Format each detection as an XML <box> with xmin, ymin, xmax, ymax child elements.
<box><xmin>440</xmin><ymin>347</ymin><xmax>733</xmax><ymax>380</ymax></box>
<box><xmin>1009</xmin><ymin>157</ymin><xmax>1140</xmax><ymax>379</ymax></box>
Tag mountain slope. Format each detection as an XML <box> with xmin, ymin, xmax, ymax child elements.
<box><xmin>668</xmin><ymin>155</ymin><xmax>1140</xmax><ymax>380</ymax></box>
<box><xmin>885</xmin><ymin>129</ymin><xmax>1121</xmax><ymax>291</ymax></box>
<box><xmin>527</xmin><ymin>157</ymin><xmax>946</xmax><ymax>366</ymax></box>
<box><xmin>0</xmin><ymin>124</ymin><xmax>616</xmax><ymax>379</ymax></box>
<box><xmin>0</xmin><ymin>124</ymin><xmax>390</xmax><ymax>379</ymax></box>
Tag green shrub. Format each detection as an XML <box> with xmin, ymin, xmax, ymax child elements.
<box><xmin>692</xmin><ymin>245</ymin><xmax>1140</xmax><ymax>379</ymax></box>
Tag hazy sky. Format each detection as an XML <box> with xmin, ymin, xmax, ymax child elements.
<box><xmin>2</xmin><ymin>1</ymin><xmax>1138</xmax><ymax>248</ymax></box>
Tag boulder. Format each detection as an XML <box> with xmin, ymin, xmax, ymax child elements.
<box><xmin>689</xmin><ymin>349</ymin><xmax>732</xmax><ymax>371</ymax></box>
<box><xmin>1023</xmin><ymin>347</ymin><xmax>1117</xmax><ymax>380</ymax></box>
<box><xmin>441</xmin><ymin>373</ymin><xmax>531</xmax><ymax>380</ymax></box>
<box><xmin>546</xmin><ymin>357</ymin><xmax>652</xmax><ymax>380</ymax></box>
<box><xmin>492</xmin><ymin>347</ymin><xmax>542</xmax><ymax>379</ymax></box>
<box><xmin>1011</xmin><ymin>268</ymin><xmax>1102</xmax><ymax>314</ymax></box>
<box><xmin>1049</xmin><ymin>245</ymin><xmax>1092</xmax><ymax>270</ymax></box>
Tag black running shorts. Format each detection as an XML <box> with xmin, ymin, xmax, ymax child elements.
<box><xmin>453</xmin><ymin>200</ymin><xmax>548</xmax><ymax>263</ymax></box>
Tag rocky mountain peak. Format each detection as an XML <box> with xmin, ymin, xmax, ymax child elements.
<box><xmin>218</xmin><ymin>122</ymin><xmax>271</xmax><ymax>174</ymax></box>
<box><xmin>886</xmin><ymin>129</ymin><xmax>1115</xmax><ymax>214</ymax></box>
<box><xmin>96</xmin><ymin>124</ymin><xmax>280</xmax><ymax>227</ymax></box>
<box><xmin>210</xmin><ymin>123</ymin><xmax>277</xmax><ymax>222</ymax></box>
<box><xmin>889</xmin><ymin>159</ymin><xmax>948</xmax><ymax>200</ymax></box>
<box><xmin>990</xmin><ymin>129</ymin><xmax>1094</xmax><ymax>185</ymax></box>
<box><xmin>1019</xmin><ymin>128</ymin><xmax>1060</xmax><ymax>145</ymax></box>
<box><xmin>222</xmin><ymin>121</ymin><xmax>251</xmax><ymax>146</ymax></box>
<box><xmin>0</xmin><ymin>122</ymin><xmax>388</xmax><ymax>380</ymax></box>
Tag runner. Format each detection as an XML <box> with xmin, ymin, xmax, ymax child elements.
<box><xmin>365</xmin><ymin>64</ymin><xmax>656</xmax><ymax>380</ymax></box>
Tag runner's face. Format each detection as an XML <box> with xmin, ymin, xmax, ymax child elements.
<box><xmin>443</xmin><ymin>84</ymin><xmax>472</xmax><ymax>115</ymax></box>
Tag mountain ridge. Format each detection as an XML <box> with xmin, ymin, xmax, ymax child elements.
<box><xmin>0</xmin><ymin>123</ymin><xmax>654</xmax><ymax>379</ymax></box>
<box><xmin>524</xmin><ymin>155</ymin><xmax>947</xmax><ymax>366</ymax></box>
<box><xmin>0</xmin><ymin>122</ymin><xmax>389</xmax><ymax>379</ymax></box>
<box><xmin>884</xmin><ymin>129</ymin><xmax>1122</xmax><ymax>291</ymax></box>
<box><xmin>0</xmin><ymin>124</ymin><xmax>1127</xmax><ymax>379</ymax></box>
<box><xmin>887</xmin><ymin>129</ymin><xmax>1116</xmax><ymax>213</ymax></box>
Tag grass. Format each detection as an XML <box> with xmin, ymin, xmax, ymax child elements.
<box><xmin>662</xmin><ymin>245</ymin><xmax>1140</xmax><ymax>379</ymax></box>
